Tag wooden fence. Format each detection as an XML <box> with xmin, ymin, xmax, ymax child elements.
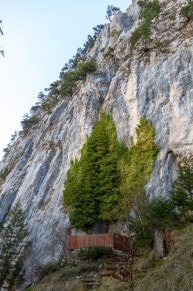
<box><xmin>67</xmin><ymin>233</ymin><xmax>130</xmax><ymax>253</ymax></box>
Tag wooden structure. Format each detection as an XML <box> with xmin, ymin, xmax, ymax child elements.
<box><xmin>67</xmin><ymin>233</ymin><xmax>130</xmax><ymax>253</ymax></box>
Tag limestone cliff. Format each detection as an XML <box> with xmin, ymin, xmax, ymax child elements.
<box><xmin>0</xmin><ymin>0</ymin><xmax>193</xmax><ymax>284</ymax></box>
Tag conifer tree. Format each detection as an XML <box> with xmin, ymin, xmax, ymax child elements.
<box><xmin>64</xmin><ymin>114</ymin><xmax>158</xmax><ymax>230</ymax></box>
<box><xmin>0</xmin><ymin>202</ymin><xmax>28</xmax><ymax>289</ymax></box>
<box><xmin>170</xmin><ymin>163</ymin><xmax>193</xmax><ymax>222</ymax></box>
<box><xmin>64</xmin><ymin>112</ymin><xmax>127</xmax><ymax>229</ymax></box>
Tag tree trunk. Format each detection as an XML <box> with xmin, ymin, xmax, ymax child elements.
<box><xmin>154</xmin><ymin>229</ymin><xmax>164</xmax><ymax>259</ymax></box>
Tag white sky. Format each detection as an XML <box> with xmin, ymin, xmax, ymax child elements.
<box><xmin>0</xmin><ymin>0</ymin><xmax>131</xmax><ymax>160</ymax></box>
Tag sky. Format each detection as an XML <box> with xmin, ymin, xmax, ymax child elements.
<box><xmin>0</xmin><ymin>0</ymin><xmax>131</xmax><ymax>160</ymax></box>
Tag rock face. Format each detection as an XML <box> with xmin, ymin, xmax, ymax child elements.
<box><xmin>0</xmin><ymin>0</ymin><xmax>193</xmax><ymax>284</ymax></box>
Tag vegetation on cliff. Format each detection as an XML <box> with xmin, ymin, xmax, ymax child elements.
<box><xmin>180</xmin><ymin>1</ymin><xmax>193</xmax><ymax>21</ymax></box>
<box><xmin>63</xmin><ymin>113</ymin><xmax>158</xmax><ymax>230</ymax></box>
<box><xmin>130</xmin><ymin>0</ymin><xmax>161</xmax><ymax>47</ymax></box>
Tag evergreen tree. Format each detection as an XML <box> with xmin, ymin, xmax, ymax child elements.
<box><xmin>119</xmin><ymin>116</ymin><xmax>158</xmax><ymax>218</ymax></box>
<box><xmin>170</xmin><ymin>163</ymin><xmax>193</xmax><ymax>222</ymax></box>
<box><xmin>106</xmin><ymin>5</ymin><xmax>120</xmax><ymax>22</ymax></box>
<box><xmin>0</xmin><ymin>203</ymin><xmax>28</xmax><ymax>289</ymax></box>
<box><xmin>63</xmin><ymin>112</ymin><xmax>128</xmax><ymax>229</ymax></box>
<box><xmin>64</xmin><ymin>114</ymin><xmax>158</xmax><ymax>230</ymax></box>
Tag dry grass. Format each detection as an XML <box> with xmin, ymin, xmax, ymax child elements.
<box><xmin>133</xmin><ymin>224</ymin><xmax>193</xmax><ymax>290</ymax></box>
<box><xmin>27</xmin><ymin>225</ymin><xmax>193</xmax><ymax>291</ymax></box>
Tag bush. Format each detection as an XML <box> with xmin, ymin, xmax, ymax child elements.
<box><xmin>130</xmin><ymin>27</ymin><xmax>143</xmax><ymax>48</ymax></box>
<box><xmin>180</xmin><ymin>2</ymin><xmax>193</xmax><ymax>21</ymax></box>
<box><xmin>21</xmin><ymin>114</ymin><xmax>40</xmax><ymax>136</ymax></box>
<box><xmin>170</xmin><ymin>163</ymin><xmax>193</xmax><ymax>223</ymax></box>
<box><xmin>129</xmin><ymin>194</ymin><xmax>180</xmax><ymax>248</ymax></box>
<box><xmin>139</xmin><ymin>0</ymin><xmax>161</xmax><ymax>24</ymax></box>
<box><xmin>130</xmin><ymin>0</ymin><xmax>161</xmax><ymax>47</ymax></box>
<box><xmin>110</xmin><ymin>28</ymin><xmax>120</xmax><ymax>37</ymax></box>
<box><xmin>130</xmin><ymin>163</ymin><xmax>193</xmax><ymax>248</ymax></box>
<box><xmin>60</xmin><ymin>60</ymin><xmax>97</xmax><ymax>97</ymax></box>
<box><xmin>104</xmin><ymin>47</ymin><xmax>114</xmax><ymax>57</ymax></box>
<box><xmin>0</xmin><ymin>167</ymin><xmax>10</xmax><ymax>181</ymax></box>
<box><xmin>77</xmin><ymin>246</ymin><xmax>113</xmax><ymax>261</ymax></box>
<box><xmin>77</xmin><ymin>60</ymin><xmax>97</xmax><ymax>79</ymax></box>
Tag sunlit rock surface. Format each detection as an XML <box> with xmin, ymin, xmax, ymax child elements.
<box><xmin>0</xmin><ymin>0</ymin><xmax>193</xmax><ymax>284</ymax></box>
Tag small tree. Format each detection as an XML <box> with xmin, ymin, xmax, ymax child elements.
<box><xmin>129</xmin><ymin>194</ymin><xmax>179</xmax><ymax>250</ymax></box>
<box><xmin>170</xmin><ymin>163</ymin><xmax>193</xmax><ymax>223</ymax></box>
<box><xmin>106</xmin><ymin>5</ymin><xmax>120</xmax><ymax>22</ymax></box>
<box><xmin>0</xmin><ymin>203</ymin><xmax>28</xmax><ymax>289</ymax></box>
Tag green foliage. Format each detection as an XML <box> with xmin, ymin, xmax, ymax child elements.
<box><xmin>130</xmin><ymin>163</ymin><xmax>193</xmax><ymax>248</ymax></box>
<box><xmin>153</xmin><ymin>40</ymin><xmax>165</xmax><ymax>51</ymax></box>
<box><xmin>170</xmin><ymin>163</ymin><xmax>193</xmax><ymax>223</ymax></box>
<box><xmin>106</xmin><ymin>5</ymin><xmax>120</xmax><ymax>22</ymax></box>
<box><xmin>59</xmin><ymin>71</ymin><xmax>77</xmax><ymax>97</ymax></box>
<box><xmin>60</xmin><ymin>60</ymin><xmax>97</xmax><ymax>97</ymax></box>
<box><xmin>64</xmin><ymin>114</ymin><xmax>158</xmax><ymax>230</ymax></box>
<box><xmin>77</xmin><ymin>246</ymin><xmax>113</xmax><ymax>261</ymax></box>
<box><xmin>21</xmin><ymin>114</ymin><xmax>40</xmax><ymax>136</ymax></box>
<box><xmin>61</xmin><ymin>25</ymin><xmax>104</xmax><ymax>73</ymax></box>
<box><xmin>139</xmin><ymin>0</ymin><xmax>161</xmax><ymax>24</ymax></box>
<box><xmin>0</xmin><ymin>167</ymin><xmax>10</xmax><ymax>181</ymax></box>
<box><xmin>63</xmin><ymin>112</ymin><xmax>126</xmax><ymax>229</ymax></box>
<box><xmin>0</xmin><ymin>203</ymin><xmax>28</xmax><ymax>289</ymax></box>
<box><xmin>168</xmin><ymin>14</ymin><xmax>176</xmax><ymax>21</ymax></box>
<box><xmin>130</xmin><ymin>27</ymin><xmax>143</xmax><ymax>48</ymax></box>
<box><xmin>180</xmin><ymin>2</ymin><xmax>193</xmax><ymax>21</ymax></box>
<box><xmin>16</xmin><ymin>22</ymin><xmax>102</xmax><ymax>136</ymax></box>
<box><xmin>119</xmin><ymin>116</ymin><xmax>159</xmax><ymax>218</ymax></box>
<box><xmin>104</xmin><ymin>47</ymin><xmax>114</xmax><ymax>58</ymax></box>
<box><xmin>130</xmin><ymin>22</ymin><xmax>152</xmax><ymax>47</ymax></box>
<box><xmin>129</xmin><ymin>193</ymin><xmax>180</xmax><ymax>248</ymax></box>
<box><xmin>130</xmin><ymin>0</ymin><xmax>161</xmax><ymax>47</ymax></box>
<box><xmin>77</xmin><ymin>60</ymin><xmax>97</xmax><ymax>78</ymax></box>
<box><xmin>145</xmin><ymin>197</ymin><xmax>179</xmax><ymax>230</ymax></box>
<box><xmin>110</xmin><ymin>28</ymin><xmax>120</xmax><ymax>37</ymax></box>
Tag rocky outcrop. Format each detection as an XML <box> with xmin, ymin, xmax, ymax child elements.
<box><xmin>0</xmin><ymin>0</ymin><xmax>193</xmax><ymax>284</ymax></box>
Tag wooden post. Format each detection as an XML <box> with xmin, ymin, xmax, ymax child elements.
<box><xmin>154</xmin><ymin>229</ymin><xmax>164</xmax><ymax>259</ymax></box>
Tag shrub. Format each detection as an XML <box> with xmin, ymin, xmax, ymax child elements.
<box><xmin>180</xmin><ymin>2</ymin><xmax>193</xmax><ymax>21</ymax></box>
<box><xmin>77</xmin><ymin>246</ymin><xmax>113</xmax><ymax>261</ymax></box>
<box><xmin>129</xmin><ymin>194</ymin><xmax>180</xmax><ymax>248</ymax></box>
<box><xmin>153</xmin><ymin>40</ymin><xmax>165</xmax><ymax>51</ymax></box>
<box><xmin>21</xmin><ymin>114</ymin><xmax>40</xmax><ymax>136</ymax></box>
<box><xmin>110</xmin><ymin>28</ymin><xmax>120</xmax><ymax>37</ymax></box>
<box><xmin>77</xmin><ymin>60</ymin><xmax>97</xmax><ymax>79</ymax></box>
<box><xmin>130</xmin><ymin>27</ymin><xmax>143</xmax><ymax>47</ymax></box>
<box><xmin>0</xmin><ymin>167</ymin><xmax>10</xmax><ymax>181</ymax></box>
<box><xmin>130</xmin><ymin>163</ymin><xmax>193</xmax><ymax>248</ymax></box>
<box><xmin>139</xmin><ymin>22</ymin><xmax>152</xmax><ymax>42</ymax></box>
<box><xmin>139</xmin><ymin>0</ymin><xmax>161</xmax><ymax>24</ymax></box>
<box><xmin>170</xmin><ymin>163</ymin><xmax>193</xmax><ymax>223</ymax></box>
<box><xmin>60</xmin><ymin>60</ymin><xmax>97</xmax><ymax>97</ymax></box>
<box><xmin>104</xmin><ymin>47</ymin><xmax>114</xmax><ymax>57</ymax></box>
<box><xmin>130</xmin><ymin>0</ymin><xmax>161</xmax><ymax>47</ymax></box>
